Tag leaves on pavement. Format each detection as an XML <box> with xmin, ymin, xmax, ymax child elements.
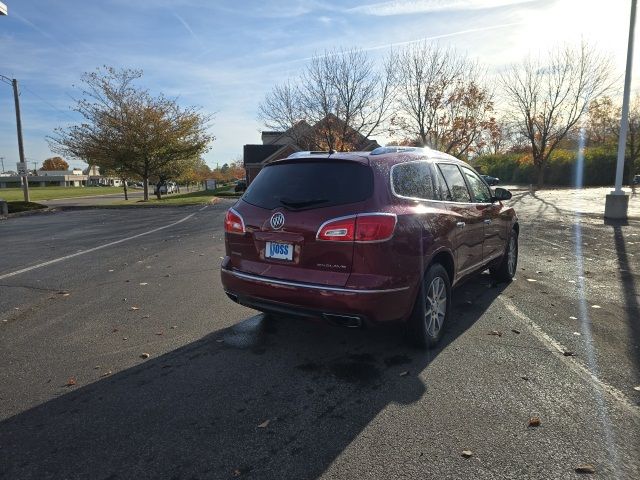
<box><xmin>528</xmin><ymin>416</ymin><xmax>541</xmax><ymax>427</ymax></box>
<box><xmin>575</xmin><ymin>464</ymin><xmax>596</xmax><ymax>474</ymax></box>
<box><xmin>461</xmin><ymin>450</ymin><xmax>473</xmax><ymax>458</ymax></box>
<box><xmin>257</xmin><ymin>419</ymin><xmax>270</xmax><ymax>428</ymax></box>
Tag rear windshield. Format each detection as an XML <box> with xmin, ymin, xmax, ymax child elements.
<box><xmin>243</xmin><ymin>160</ymin><xmax>373</xmax><ymax>210</ymax></box>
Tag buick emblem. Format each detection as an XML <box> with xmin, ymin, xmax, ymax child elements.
<box><xmin>270</xmin><ymin>212</ymin><xmax>285</xmax><ymax>230</ymax></box>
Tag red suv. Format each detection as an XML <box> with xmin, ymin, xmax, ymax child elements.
<box><xmin>220</xmin><ymin>147</ymin><xmax>518</xmax><ymax>347</ymax></box>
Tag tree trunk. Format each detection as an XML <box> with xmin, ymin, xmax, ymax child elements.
<box><xmin>122</xmin><ymin>178</ymin><xmax>128</xmax><ymax>201</ymax></box>
<box><xmin>143</xmin><ymin>176</ymin><xmax>149</xmax><ymax>201</ymax></box>
<box><xmin>536</xmin><ymin>162</ymin><xmax>545</xmax><ymax>189</ymax></box>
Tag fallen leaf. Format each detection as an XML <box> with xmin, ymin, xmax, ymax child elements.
<box><xmin>521</xmin><ymin>376</ymin><xmax>529</xmax><ymax>381</ymax></box>
<box><xmin>139</xmin><ymin>282</ymin><xmax>148</xmax><ymax>286</ymax></box>
<box><xmin>461</xmin><ymin>450</ymin><xmax>473</xmax><ymax>458</ymax></box>
<box><xmin>591</xmin><ymin>305</ymin><xmax>601</xmax><ymax>309</ymax></box>
<box><xmin>563</xmin><ymin>351</ymin><xmax>576</xmax><ymax>357</ymax></box>
<box><xmin>129</xmin><ymin>306</ymin><xmax>140</xmax><ymax>311</ymax></box>
<box><xmin>528</xmin><ymin>416</ymin><xmax>541</xmax><ymax>427</ymax></box>
<box><xmin>231</xmin><ymin>469</ymin><xmax>241</xmax><ymax>477</ymax></box>
<box><xmin>156</xmin><ymin>331</ymin><xmax>164</xmax><ymax>336</ymax></box>
<box><xmin>633</xmin><ymin>386</ymin><xmax>640</xmax><ymax>392</ymax></box>
<box><xmin>257</xmin><ymin>419</ymin><xmax>270</xmax><ymax>428</ymax></box>
<box><xmin>108</xmin><ymin>269</ymin><xmax>114</xmax><ymax>272</ymax></box>
<box><xmin>140</xmin><ymin>353</ymin><xmax>150</xmax><ymax>359</ymax></box>
<box><xmin>569</xmin><ymin>316</ymin><xmax>577</xmax><ymax>320</ymax></box>
<box><xmin>122</xmin><ymin>337</ymin><xmax>128</xmax><ymax>340</ymax></box>
<box><xmin>112</xmin><ymin>328</ymin><xmax>119</xmax><ymax>332</ymax></box>
<box><xmin>488</xmin><ymin>330</ymin><xmax>503</xmax><ymax>337</ymax></box>
<box><xmin>94</xmin><ymin>366</ymin><xmax>101</xmax><ymax>370</ymax></box>
<box><xmin>573</xmin><ymin>332</ymin><xmax>581</xmax><ymax>336</ymax></box>
<box><xmin>216</xmin><ymin>339</ymin><xmax>224</xmax><ymax>343</ymax></box>
<box><xmin>399</xmin><ymin>371</ymin><xmax>409</xmax><ymax>376</ymax></box>
<box><xmin>575</xmin><ymin>464</ymin><xmax>595</xmax><ymax>474</ymax></box>
<box><xmin>511</xmin><ymin>329</ymin><xmax>520</xmax><ymax>334</ymax></box>
<box><xmin>101</xmin><ymin>370</ymin><xmax>112</xmax><ymax>377</ymax></box>
<box><xmin>535</xmin><ymin>270</ymin><xmax>542</xmax><ymax>274</ymax></box>
<box><xmin>142</xmin><ymin>315</ymin><xmax>150</xmax><ymax>319</ymax></box>
<box><xmin>171</xmin><ymin>325</ymin><xmax>177</xmax><ymax>329</ymax></box>
<box><xmin>66</xmin><ymin>377</ymin><xmax>77</xmax><ymax>387</ymax></box>
<box><xmin>164</xmin><ymin>274</ymin><xmax>171</xmax><ymax>278</ymax></box>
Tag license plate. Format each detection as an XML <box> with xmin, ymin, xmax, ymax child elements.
<box><xmin>265</xmin><ymin>241</ymin><xmax>293</xmax><ymax>261</ymax></box>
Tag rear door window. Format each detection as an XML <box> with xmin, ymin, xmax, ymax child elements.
<box><xmin>391</xmin><ymin>161</ymin><xmax>435</xmax><ymax>200</ymax></box>
<box><xmin>437</xmin><ymin>164</ymin><xmax>472</xmax><ymax>203</ymax></box>
<box><xmin>243</xmin><ymin>160</ymin><xmax>373</xmax><ymax>210</ymax></box>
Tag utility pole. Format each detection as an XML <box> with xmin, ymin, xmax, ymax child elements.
<box><xmin>0</xmin><ymin>156</ymin><xmax>4</xmax><ymax>173</ymax></box>
<box><xmin>12</xmin><ymin>79</ymin><xmax>30</xmax><ymax>202</ymax></box>
<box><xmin>605</xmin><ymin>0</ymin><xmax>636</xmax><ymax>219</ymax></box>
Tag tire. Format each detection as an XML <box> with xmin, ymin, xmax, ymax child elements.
<box><xmin>406</xmin><ymin>263</ymin><xmax>452</xmax><ymax>349</ymax></box>
<box><xmin>490</xmin><ymin>228</ymin><xmax>518</xmax><ymax>283</ymax></box>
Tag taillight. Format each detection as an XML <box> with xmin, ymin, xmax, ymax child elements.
<box><xmin>317</xmin><ymin>217</ymin><xmax>356</xmax><ymax>241</ymax></box>
<box><xmin>224</xmin><ymin>208</ymin><xmax>245</xmax><ymax>234</ymax></box>
<box><xmin>355</xmin><ymin>214</ymin><xmax>396</xmax><ymax>241</ymax></box>
<box><xmin>317</xmin><ymin>213</ymin><xmax>396</xmax><ymax>242</ymax></box>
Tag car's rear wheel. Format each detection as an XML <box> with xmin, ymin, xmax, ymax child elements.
<box><xmin>490</xmin><ymin>228</ymin><xmax>518</xmax><ymax>283</ymax></box>
<box><xmin>407</xmin><ymin>263</ymin><xmax>451</xmax><ymax>349</ymax></box>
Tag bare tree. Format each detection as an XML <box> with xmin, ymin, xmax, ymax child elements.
<box><xmin>500</xmin><ymin>42</ymin><xmax>614</xmax><ymax>187</ymax></box>
<box><xmin>49</xmin><ymin>67</ymin><xmax>213</xmax><ymax>200</ymax></box>
<box><xmin>588</xmin><ymin>94</ymin><xmax>640</xmax><ymax>192</ymax></box>
<box><xmin>258</xmin><ymin>48</ymin><xmax>395</xmax><ymax>151</ymax></box>
<box><xmin>391</xmin><ymin>42</ymin><xmax>494</xmax><ymax>159</ymax></box>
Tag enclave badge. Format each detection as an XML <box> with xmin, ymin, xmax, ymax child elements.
<box><xmin>270</xmin><ymin>212</ymin><xmax>285</xmax><ymax>230</ymax></box>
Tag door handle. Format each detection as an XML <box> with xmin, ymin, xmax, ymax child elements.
<box><xmin>484</xmin><ymin>219</ymin><xmax>492</xmax><ymax>224</ymax></box>
<box><xmin>456</xmin><ymin>222</ymin><xmax>466</xmax><ymax>228</ymax></box>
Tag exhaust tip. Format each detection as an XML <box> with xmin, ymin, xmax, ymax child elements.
<box><xmin>323</xmin><ymin>313</ymin><xmax>363</xmax><ymax>328</ymax></box>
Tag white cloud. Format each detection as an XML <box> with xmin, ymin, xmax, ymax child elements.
<box><xmin>349</xmin><ymin>0</ymin><xmax>534</xmax><ymax>16</ymax></box>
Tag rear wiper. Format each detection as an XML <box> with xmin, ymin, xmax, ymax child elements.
<box><xmin>279</xmin><ymin>197</ymin><xmax>329</xmax><ymax>208</ymax></box>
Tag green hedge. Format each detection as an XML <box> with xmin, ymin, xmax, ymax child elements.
<box><xmin>473</xmin><ymin>147</ymin><xmax>630</xmax><ymax>186</ymax></box>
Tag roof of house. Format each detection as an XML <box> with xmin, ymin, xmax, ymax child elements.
<box><xmin>243</xmin><ymin>144</ymin><xmax>283</xmax><ymax>164</ymax></box>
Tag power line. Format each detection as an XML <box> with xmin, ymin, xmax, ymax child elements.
<box><xmin>20</xmin><ymin>83</ymin><xmax>77</xmax><ymax>122</ymax></box>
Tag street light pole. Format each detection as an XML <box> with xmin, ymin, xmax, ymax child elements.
<box><xmin>605</xmin><ymin>0</ymin><xmax>636</xmax><ymax>219</ymax></box>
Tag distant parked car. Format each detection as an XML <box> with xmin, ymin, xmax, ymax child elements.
<box><xmin>481</xmin><ymin>175</ymin><xmax>500</xmax><ymax>186</ymax></box>
<box><xmin>234</xmin><ymin>180</ymin><xmax>247</xmax><ymax>193</ymax></box>
<box><xmin>154</xmin><ymin>181</ymin><xmax>178</xmax><ymax>195</ymax></box>
<box><xmin>633</xmin><ymin>174</ymin><xmax>640</xmax><ymax>185</ymax></box>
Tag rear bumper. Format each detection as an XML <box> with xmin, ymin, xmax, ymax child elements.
<box><xmin>220</xmin><ymin>267</ymin><xmax>415</xmax><ymax>325</ymax></box>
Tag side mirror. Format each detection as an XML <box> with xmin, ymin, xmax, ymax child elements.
<box><xmin>492</xmin><ymin>187</ymin><xmax>512</xmax><ymax>201</ymax></box>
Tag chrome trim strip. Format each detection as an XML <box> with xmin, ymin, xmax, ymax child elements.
<box><xmin>222</xmin><ymin>268</ymin><xmax>410</xmax><ymax>294</ymax></box>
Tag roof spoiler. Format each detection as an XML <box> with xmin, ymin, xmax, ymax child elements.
<box><xmin>287</xmin><ymin>150</ymin><xmax>337</xmax><ymax>159</ymax></box>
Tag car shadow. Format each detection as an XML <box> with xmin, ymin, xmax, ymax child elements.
<box><xmin>0</xmin><ymin>274</ymin><xmax>508</xmax><ymax>480</ymax></box>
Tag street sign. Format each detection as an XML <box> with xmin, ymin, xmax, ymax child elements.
<box><xmin>16</xmin><ymin>162</ymin><xmax>27</xmax><ymax>176</ymax></box>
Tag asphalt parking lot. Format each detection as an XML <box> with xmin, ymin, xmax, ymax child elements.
<box><xmin>0</xmin><ymin>190</ymin><xmax>638</xmax><ymax>479</ymax></box>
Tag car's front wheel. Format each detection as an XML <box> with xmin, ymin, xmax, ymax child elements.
<box><xmin>490</xmin><ymin>228</ymin><xmax>518</xmax><ymax>282</ymax></box>
<box><xmin>407</xmin><ymin>263</ymin><xmax>451</xmax><ymax>349</ymax></box>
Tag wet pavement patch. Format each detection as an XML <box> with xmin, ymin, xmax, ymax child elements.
<box><xmin>347</xmin><ymin>352</ymin><xmax>376</xmax><ymax>363</ymax></box>
<box><xmin>295</xmin><ymin>361</ymin><xmax>322</xmax><ymax>372</ymax></box>
<box><xmin>222</xmin><ymin>315</ymin><xmax>266</xmax><ymax>349</ymax></box>
<box><xmin>329</xmin><ymin>361</ymin><xmax>380</xmax><ymax>384</ymax></box>
<box><xmin>383</xmin><ymin>354</ymin><xmax>413</xmax><ymax>367</ymax></box>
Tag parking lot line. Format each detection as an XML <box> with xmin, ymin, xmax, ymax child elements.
<box><xmin>0</xmin><ymin>212</ymin><xmax>197</xmax><ymax>281</ymax></box>
<box><xmin>500</xmin><ymin>296</ymin><xmax>639</xmax><ymax>417</ymax></box>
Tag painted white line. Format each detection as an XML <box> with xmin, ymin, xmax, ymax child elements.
<box><xmin>198</xmin><ymin>204</ymin><xmax>209</xmax><ymax>212</ymax></box>
<box><xmin>0</xmin><ymin>212</ymin><xmax>196</xmax><ymax>281</ymax></box>
<box><xmin>500</xmin><ymin>296</ymin><xmax>639</xmax><ymax>416</ymax></box>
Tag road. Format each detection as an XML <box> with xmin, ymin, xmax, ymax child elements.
<box><xmin>0</xmin><ymin>196</ymin><xmax>639</xmax><ymax>479</ymax></box>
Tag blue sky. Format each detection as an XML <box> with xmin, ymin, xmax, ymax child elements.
<box><xmin>0</xmin><ymin>0</ymin><xmax>634</xmax><ymax>171</ymax></box>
